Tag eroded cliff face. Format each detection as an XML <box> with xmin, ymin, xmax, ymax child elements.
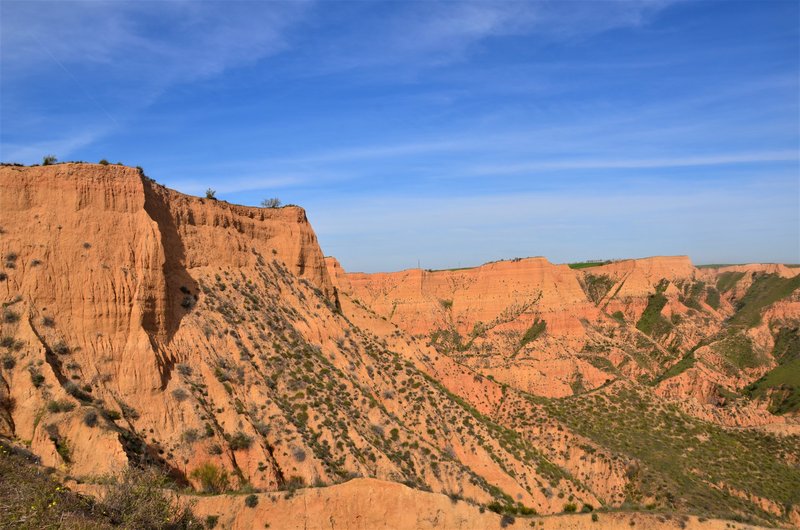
<box><xmin>1</xmin><ymin>164</ymin><xmax>798</xmax><ymax>529</ymax></box>
<box><xmin>333</xmin><ymin>253</ymin><xmax>800</xmax><ymax>420</ymax></box>
<box><xmin>0</xmin><ymin>163</ymin><xmax>334</xmax><ymax>479</ymax></box>
<box><xmin>327</xmin><ymin>252</ymin><xmax>800</xmax><ymax>527</ymax></box>
<box><xmin>336</xmin><ymin>258</ymin><xmax>607</xmax><ymax>397</ymax></box>
<box><xmin>344</xmin><ymin>257</ymin><xmax>596</xmax><ymax>337</ymax></box>
<box><xmin>0</xmin><ymin>164</ymin><xmax>606</xmax><ymax>521</ymax></box>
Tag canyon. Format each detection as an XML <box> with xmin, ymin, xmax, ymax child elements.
<box><xmin>1</xmin><ymin>163</ymin><xmax>798</xmax><ymax>529</ymax></box>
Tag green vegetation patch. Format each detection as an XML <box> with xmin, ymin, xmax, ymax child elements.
<box><xmin>711</xmin><ymin>332</ymin><xmax>766</xmax><ymax>374</ymax></box>
<box><xmin>636</xmin><ymin>291</ymin><xmax>671</xmax><ymax>338</ymax></box>
<box><xmin>655</xmin><ymin>351</ymin><xmax>696</xmax><ymax>383</ymax></box>
<box><xmin>729</xmin><ymin>274</ymin><xmax>800</xmax><ymax>327</ymax></box>
<box><xmin>679</xmin><ymin>280</ymin><xmax>706</xmax><ymax>311</ymax></box>
<box><xmin>743</xmin><ymin>327</ymin><xmax>800</xmax><ymax>414</ymax></box>
<box><xmin>583</xmin><ymin>273</ymin><xmax>616</xmax><ymax>304</ymax></box>
<box><xmin>0</xmin><ymin>440</ymin><xmax>200</xmax><ymax>529</ymax></box>
<box><xmin>705</xmin><ymin>287</ymin><xmax>720</xmax><ymax>310</ymax></box>
<box><xmin>716</xmin><ymin>271</ymin><xmax>745</xmax><ymax>293</ymax></box>
<box><xmin>581</xmin><ymin>354</ymin><xmax>618</xmax><ymax>374</ymax></box>
<box><xmin>568</xmin><ymin>261</ymin><xmax>611</xmax><ymax>270</ymax></box>
<box><xmin>519</xmin><ymin>318</ymin><xmax>546</xmax><ymax>347</ymax></box>
<box><xmin>772</xmin><ymin>325</ymin><xmax>800</xmax><ymax>363</ymax></box>
<box><xmin>743</xmin><ymin>359</ymin><xmax>800</xmax><ymax>415</ymax></box>
<box><xmin>535</xmin><ymin>386</ymin><xmax>800</xmax><ymax>525</ymax></box>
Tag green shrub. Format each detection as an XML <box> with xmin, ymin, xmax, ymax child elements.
<box><xmin>99</xmin><ymin>159</ymin><xmax>109</xmax><ymax>165</ymax></box>
<box><xmin>2</xmin><ymin>355</ymin><xmax>15</xmax><ymax>370</ymax></box>
<box><xmin>29</xmin><ymin>369</ymin><xmax>45</xmax><ymax>388</ymax></box>
<box><xmin>260</xmin><ymin>198</ymin><xmax>281</xmax><ymax>208</ymax></box>
<box><xmin>500</xmin><ymin>514</ymin><xmax>516</xmax><ymax>527</ymax></box>
<box><xmin>291</xmin><ymin>447</ymin><xmax>306</xmax><ymax>462</ymax></box>
<box><xmin>190</xmin><ymin>462</ymin><xmax>230</xmax><ymax>493</ymax></box>
<box><xmin>102</xmin><ymin>409</ymin><xmax>122</xmax><ymax>421</ymax></box>
<box><xmin>283</xmin><ymin>475</ymin><xmax>305</xmax><ymax>491</ymax></box>
<box><xmin>42</xmin><ymin>155</ymin><xmax>57</xmax><ymax>165</ymax></box>
<box><xmin>244</xmin><ymin>494</ymin><xmax>258</xmax><ymax>508</ymax></box>
<box><xmin>52</xmin><ymin>341</ymin><xmax>70</xmax><ymax>355</ymax></box>
<box><xmin>3</xmin><ymin>310</ymin><xmax>19</xmax><ymax>324</ymax></box>
<box><xmin>83</xmin><ymin>409</ymin><xmax>98</xmax><ymax>427</ymax></box>
<box><xmin>46</xmin><ymin>425</ymin><xmax>70</xmax><ymax>463</ymax></box>
<box><xmin>102</xmin><ymin>467</ymin><xmax>200</xmax><ymax>528</ymax></box>
<box><xmin>228</xmin><ymin>431</ymin><xmax>253</xmax><ymax>450</ymax></box>
<box><xmin>118</xmin><ymin>401</ymin><xmax>140</xmax><ymax>419</ymax></box>
<box><xmin>172</xmin><ymin>388</ymin><xmax>190</xmax><ymax>402</ymax></box>
<box><xmin>182</xmin><ymin>428</ymin><xmax>200</xmax><ymax>443</ymax></box>
<box><xmin>563</xmin><ymin>503</ymin><xmax>577</xmax><ymax>512</ymax></box>
<box><xmin>65</xmin><ymin>382</ymin><xmax>92</xmax><ymax>402</ymax></box>
<box><xmin>0</xmin><ymin>393</ymin><xmax>15</xmax><ymax>415</ymax></box>
<box><xmin>46</xmin><ymin>400</ymin><xmax>75</xmax><ymax>413</ymax></box>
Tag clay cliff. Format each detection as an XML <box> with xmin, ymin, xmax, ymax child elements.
<box><xmin>331</xmin><ymin>254</ymin><xmax>800</xmax><ymax>418</ymax></box>
<box><xmin>1</xmin><ymin>163</ymin><xmax>798</xmax><ymax>529</ymax></box>
<box><xmin>327</xmin><ymin>253</ymin><xmax>800</xmax><ymax>525</ymax></box>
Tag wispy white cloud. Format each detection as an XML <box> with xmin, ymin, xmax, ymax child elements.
<box><xmin>1</xmin><ymin>1</ymin><xmax>313</xmax><ymax>160</ymax></box>
<box><xmin>172</xmin><ymin>133</ymin><xmax>798</xmax><ymax>193</ymax></box>
<box><xmin>465</xmin><ymin>150</ymin><xmax>800</xmax><ymax>176</ymax></box>
<box><xmin>0</xmin><ymin>127</ymin><xmax>110</xmax><ymax>162</ymax></box>
<box><xmin>1</xmin><ymin>0</ymin><xmax>680</xmax><ymax>161</ymax></box>
<box><xmin>2</xmin><ymin>1</ymin><xmax>311</xmax><ymax>81</ymax></box>
<box><xmin>303</xmin><ymin>0</ymin><xmax>677</xmax><ymax>72</ymax></box>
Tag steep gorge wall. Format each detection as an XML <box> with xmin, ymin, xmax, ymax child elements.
<box><xmin>0</xmin><ymin>163</ymin><xmax>334</xmax><ymax>474</ymax></box>
<box><xmin>1</xmin><ymin>164</ymin><xmax>602</xmax><ymax>515</ymax></box>
<box><xmin>0</xmin><ymin>163</ymin><xmax>332</xmax><ymax>387</ymax></box>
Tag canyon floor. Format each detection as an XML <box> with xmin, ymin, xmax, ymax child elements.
<box><xmin>1</xmin><ymin>163</ymin><xmax>798</xmax><ymax>529</ymax></box>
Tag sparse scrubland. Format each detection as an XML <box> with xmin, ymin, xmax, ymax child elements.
<box><xmin>1</xmin><ymin>164</ymin><xmax>798</xmax><ymax>529</ymax></box>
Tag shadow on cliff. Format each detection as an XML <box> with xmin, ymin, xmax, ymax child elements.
<box><xmin>141</xmin><ymin>178</ymin><xmax>198</xmax><ymax>389</ymax></box>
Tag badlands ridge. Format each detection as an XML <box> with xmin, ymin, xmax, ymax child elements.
<box><xmin>0</xmin><ymin>163</ymin><xmax>798</xmax><ymax>529</ymax></box>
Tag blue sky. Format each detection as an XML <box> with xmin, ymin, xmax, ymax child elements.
<box><xmin>1</xmin><ymin>0</ymin><xmax>798</xmax><ymax>272</ymax></box>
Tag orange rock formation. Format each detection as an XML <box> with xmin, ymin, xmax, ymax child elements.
<box><xmin>1</xmin><ymin>163</ymin><xmax>798</xmax><ymax>529</ymax></box>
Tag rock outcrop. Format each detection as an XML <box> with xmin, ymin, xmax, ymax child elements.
<box><xmin>1</xmin><ymin>163</ymin><xmax>798</xmax><ymax>529</ymax></box>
